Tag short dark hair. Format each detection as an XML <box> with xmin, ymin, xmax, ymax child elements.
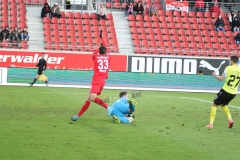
<box><xmin>42</xmin><ymin>53</ymin><xmax>45</xmax><ymax>55</ymax></box>
<box><xmin>230</xmin><ymin>55</ymin><xmax>239</xmax><ymax>63</ymax></box>
<box><xmin>119</xmin><ymin>91</ymin><xmax>128</xmax><ymax>98</ymax></box>
<box><xmin>99</xmin><ymin>46</ymin><xmax>106</xmax><ymax>54</ymax></box>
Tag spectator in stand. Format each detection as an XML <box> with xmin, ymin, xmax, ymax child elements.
<box><xmin>41</xmin><ymin>3</ymin><xmax>51</xmax><ymax>18</ymax></box>
<box><xmin>66</xmin><ymin>0</ymin><xmax>71</xmax><ymax>10</ymax></box>
<box><xmin>125</xmin><ymin>2</ymin><xmax>134</xmax><ymax>18</ymax></box>
<box><xmin>232</xmin><ymin>17</ymin><xmax>240</xmax><ymax>32</ymax></box>
<box><xmin>215</xmin><ymin>15</ymin><xmax>225</xmax><ymax>31</ymax></box>
<box><xmin>134</xmin><ymin>1</ymin><xmax>144</xmax><ymax>17</ymax></box>
<box><xmin>97</xmin><ymin>3</ymin><xmax>106</xmax><ymax>21</ymax></box>
<box><xmin>20</xmin><ymin>27</ymin><xmax>29</xmax><ymax>41</ymax></box>
<box><xmin>1</xmin><ymin>27</ymin><xmax>11</xmax><ymax>41</ymax></box>
<box><xmin>228</xmin><ymin>11</ymin><xmax>236</xmax><ymax>25</ymax></box>
<box><xmin>235</xmin><ymin>32</ymin><xmax>240</xmax><ymax>45</ymax></box>
<box><xmin>236</xmin><ymin>11</ymin><xmax>240</xmax><ymax>21</ymax></box>
<box><xmin>209</xmin><ymin>0</ymin><xmax>221</xmax><ymax>13</ymax></box>
<box><xmin>11</xmin><ymin>27</ymin><xmax>20</xmax><ymax>43</ymax></box>
<box><xmin>195</xmin><ymin>0</ymin><xmax>205</xmax><ymax>13</ymax></box>
<box><xmin>51</xmin><ymin>3</ymin><xmax>62</xmax><ymax>18</ymax></box>
<box><xmin>148</xmin><ymin>3</ymin><xmax>158</xmax><ymax>16</ymax></box>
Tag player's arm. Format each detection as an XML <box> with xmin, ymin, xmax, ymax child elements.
<box><xmin>212</xmin><ymin>68</ymin><xmax>227</xmax><ymax>81</ymax></box>
<box><xmin>36</xmin><ymin>61</ymin><xmax>39</xmax><ymax>67</ymax></box>
<box><xmin>44</xmin><ymin>60</ymin><xmax>47</xmax><ymax>71</ymax></box>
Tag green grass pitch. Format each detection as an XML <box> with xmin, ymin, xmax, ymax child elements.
<box><xmin>0</xmin><ymin>86</ymin><xmax>240</xmax><ymax>160</ymax></box>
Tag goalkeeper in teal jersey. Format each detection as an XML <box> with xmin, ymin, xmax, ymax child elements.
<box><xmin>107</xmin><ymin>91</ymin><xmax>137</xmax><ymax>123</ymax></box>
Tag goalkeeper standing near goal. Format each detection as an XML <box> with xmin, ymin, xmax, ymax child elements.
<box><xmin>205</xmin><ymin>55</ymin><xmax>240</xmax><ymax>129</ymax></box>
<box><xmin>29</xmin><ymin>53</ymin><xmax>48</xmax><ymax>87</ymax></box>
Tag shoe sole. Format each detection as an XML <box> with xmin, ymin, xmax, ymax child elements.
<box><xmin>112</xmin><ymin>115</ymin><xmax>120</xmax><ymax>123</ymax></box>
<box><xmin>228</xmin><ymin>122</ymin><xmax>234</xmax><ymax>128</ymax></box>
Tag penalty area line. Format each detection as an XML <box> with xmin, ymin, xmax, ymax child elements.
<box><xmin>180</xmin><ymin>97</ymin><xmax>240</xmax><ymax>109</ymax></box>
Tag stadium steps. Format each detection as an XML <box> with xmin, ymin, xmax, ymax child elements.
<box><xmin>27</xmin><ymin>6</ymin><xmax>45</xmax><ymax>50</ymax></box>
<box><xmin>112</xmin><ymin>12</ymin><xmax>134</xmax><ymax>54</ymax></box>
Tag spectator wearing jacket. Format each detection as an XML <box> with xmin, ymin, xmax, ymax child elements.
<box><xmin>97</xmin><ymin>3</ymin><xmax>106</xmax><ymax>21</ymax></box>
<box><xmin>148</xmin><ymin>3</ymin><xmax>158</xmax><ymax>16</ymax></box>
<box><xmin>11</xmin><ymin>27</ymin><xmax>20</xmax><ymax>43</ymax></box>
<box><xmin>125</xmin><ymin>2</ymin><xmax>134</xmax><ymax>18</ymax></box>
<box><xmin>228</xmin><ymin>11</ymin><xmax>236</xmax><ymax>25</ymax></box>
<box><xmin>215</xmin><ymin>15</ymin><xmax>225</xmax><ymax>31</ymax></box>
<box><xmin>195</xmin><ymin>0</ymin><xmax>205</xmax><ymax>13</ymax></box>
<box><xmin>1</xmin><ymin>26</ymin><xmax>11</xmax><ymax>40</ymax></box>
<box><xmin>235</xmin><ymin>32</ymin><xmax>240</xmax><ymax>45</ymax></box>
<box><xmin>134</xmin><ymin>1</ymin><xmax>144</xmax><ymax>18</ymax></box>
<box><xmin>41</xmin><ymin>3</ymin><xmax>51</xmax><ymax>18</ymax></box>
<box><xmin>235</xmin><ymin>11</ymin><xmax>240</xmax><ymax>21</ymax></box>
<box><xmin>20</xmin><ymin>27</ymin><xmax>29</xmax><ymax>41</ymax></box>
<box><xmin>232</xmin><ymin>17</ymin><xmax>240</xmax><ymax>32</ymax></box>
<box><xmin>51</xmin><ymin>3</ymin><xmax>62</xmax><ymax>18</ymax></box>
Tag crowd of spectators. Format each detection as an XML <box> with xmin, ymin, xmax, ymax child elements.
<box><xmin>41</xmin><ymin>3</ymin><xmax>62</xmax><ymax>18</ymax></box>
<box><xmin>0</xmin><ymin>27</ymin><xmax>29</xmax><ymax>44</ymax></box>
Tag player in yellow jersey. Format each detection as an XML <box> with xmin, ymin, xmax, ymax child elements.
<box><xmin>205</xmin><ymin>55</ymin><xmax>240</xmax><ymax>129</ymax></box>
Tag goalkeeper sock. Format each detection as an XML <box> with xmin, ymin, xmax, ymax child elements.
<box><xmin>210</xmin><ymin>106</ymin><xmax>217</xmax><ymax>125</ymax></box>
<box><xmin>222</xmin><ymin>105</ymin><xmax>232</xmax><ymax>121</ymax></box>
<box><xmin>32</xmin><ymin>78</ymin><xmax>37</xmax><ymax>84</ymax></box>
<box><xmin>77</xmin><ymin>101</ymin><xmax>91</xmax><ymax>116</ymax></box>
<box><xmin>94</xmin><ymin>98</ymin><xmax>108</xmax><ymax>109</ymax></box>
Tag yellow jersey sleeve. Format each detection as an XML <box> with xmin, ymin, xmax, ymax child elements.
<box><xmin>222</xmin><ymin>66</ymin><xmax>240</xmax><ymax>94</ymax></box>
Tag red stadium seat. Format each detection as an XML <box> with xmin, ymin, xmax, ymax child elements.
<box><xmin>128</xmin><ymin>15</ymin><xmax>135</xmax><ymax>21</ymax></box>
<box><xmin>90</xmin><ymin>13</ymin><xmax>98</xmax><ymax>19</ymax></box>
<box><xmin>67</xmin><ymin>18</ymin><xmax>74</xmax><ymax>25</ymax></box>
<box><xmin>153</xmin><ymin>22</ymin><xmax>160</xmax><ymax>28</ymax></box>
<box><xmin>66</xmin><ymin>12</ymin><xmax>73</xmax><ymax>19</ymax></box>
<box><xmin>82</xmin><ymin>12</ymin><xmax>89</xmax><ymax>19</ymax></box>
<box><xmin>144</xmin><ymin>15</ymin><xmax>151</xmax><ymax>22</ymax></box>
<box><xmin>204</xmin><ymin>12</ymin><xmax>211</xmax><ymax>18</ymax></box>
<box><xmin>202</xmin><ymin>30</ymin><xmax>209</xmax><ymax>37</ymax></box>
<box><xmin>106</xmin><ymin>14</ymin><xmax>113</xmax><ymax>20</ymax></box>
<box><xmin>175</xmin><ymin>17</ymin><xmax>182</xmax><ymax>23</ymax></box>
<box><xmin>74</xmin><ymin>12</ymin><xmax>82</xmax><ymax>19</ymax></box>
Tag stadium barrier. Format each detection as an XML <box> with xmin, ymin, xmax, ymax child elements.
<box><xmin>3</xmin><ymin>67</ymin><xmax>236</xmax><ymax>93</ymax></box>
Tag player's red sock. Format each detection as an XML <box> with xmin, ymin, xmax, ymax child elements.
<box><xmin>93</xmin><ymin>97</ymin><xmax>108</xmax><ymax>109</ymax></box>
<box><xmin>77</xmin><ymin>101</ymin><xmax>91</xmax><ymax>116</ymax></box>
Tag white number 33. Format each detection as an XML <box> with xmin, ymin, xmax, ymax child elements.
<box><xmin>98</xmin><ymin>59</ymin><xmax>109</xmax><ymax>70</ymax></box>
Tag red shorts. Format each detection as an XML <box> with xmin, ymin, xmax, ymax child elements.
<box><xmin>90</xmin><ymin>77</ymin><xmax>105</xmax><ymax>95</ymax></box>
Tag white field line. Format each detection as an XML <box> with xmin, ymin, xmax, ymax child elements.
<box><xmin>0</xmin><ymin>90</ymin><xmax>240</xmax><ymax>109</ymax></box>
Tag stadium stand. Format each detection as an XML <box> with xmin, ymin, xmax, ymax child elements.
<box><xmin>128</xmin><ymin>1</ymin><xmax>240</xmax><ymax>57</ymax></box>
<box><xmin>0</xmin><ymin>0</ymin><xmax>28</xmax><ymax>49</ymax></box>
<box><xmin>42</xmin><ymin>12</ymin><xmax>119</xmax><ymax>52</ymax></box>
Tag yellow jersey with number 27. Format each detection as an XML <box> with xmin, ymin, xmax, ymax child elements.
<box><xmin>222</xmin><ymin>65</ymin><xmax>240</xmax><ymax>94</ymax></box>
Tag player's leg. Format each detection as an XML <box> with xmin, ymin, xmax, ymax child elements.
<box><xmin>29</xmin><ymin>72</ymin><xmax>40</xmax><ymax>86</ymax></box>
<box><xmin>111</xmin><ymin>109</ymin><xmax>130</xmax><ymax>123</ymax></box>
<box><xmin>205</xmin><ymin>90</ymin><xmax>223</xmax><ymax>128</ymax></box>
<box><xmin>221</xmin><ymin>94</ymin><xmax>236</xmax><ymax>128</ymax></box>
<box><xmin>88</xmin><ymin>81</ymin><xmax>108</xmax><ymax>109</ymax></box>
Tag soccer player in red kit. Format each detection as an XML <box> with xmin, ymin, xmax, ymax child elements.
<box><xmin>71</xmin><ymin>31</ymin><xmax>110</xmax><ymax>121</ymax></box>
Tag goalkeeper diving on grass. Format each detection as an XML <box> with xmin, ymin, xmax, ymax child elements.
<box><xmin>107</xmin><ymin>91</ymin><xmax>137</xmax><ymax>124</ymax></box>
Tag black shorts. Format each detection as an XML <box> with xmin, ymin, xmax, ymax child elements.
<box><xmin>37</xmin><ymin>70</ymin><xmax>43</xmax><ymax>75</ymax></box>
<box><xmin>213</xmin><ymin>89</ymin><xmax>236</xmax><ymax>106</ymax></box>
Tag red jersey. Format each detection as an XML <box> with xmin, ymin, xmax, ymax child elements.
<box><xmin>92</xmin><ymin>38</ymin><xmax>111</xmax><ymax>79</ymax></box>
